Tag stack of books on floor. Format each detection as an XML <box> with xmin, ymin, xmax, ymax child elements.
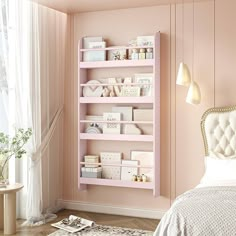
<box><xmin>51</xmin><ymin>215</ymin><xmax>94</xmax><ymax>233</ymax></box>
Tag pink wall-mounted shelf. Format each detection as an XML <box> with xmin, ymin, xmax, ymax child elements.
<box><xmin>78</xmin><ymin>32</ymin><xmax>160</xmax><ymax>197</ymax></box>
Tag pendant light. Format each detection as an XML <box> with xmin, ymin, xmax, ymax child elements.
<box><xmin>176</xmin><ymin>0</ymin><xmax>191</xmax><ymax>86</ymax></box>
<box><xmin>186</xmin><ymin>0</ymin><xmax>201</xmax><ymax>105</ymax></box>
<box><xmin>186</xmin><ymin>81</ymin><xmax>201</xmax><ymax>104</ymax></box>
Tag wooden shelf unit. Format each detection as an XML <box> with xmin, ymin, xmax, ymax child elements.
<box><xmin>78</xmin><ymin>32</ymin><xmax>160</xmax><ymax>196</ymax></box>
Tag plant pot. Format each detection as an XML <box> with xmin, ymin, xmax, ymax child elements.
<box><xmin>0</xmin><ymin>178</ymin><xmax>8</xmax><ymax>188</ymax></box>
<box><xmin>0</xmin><ymin>159</ymin><xmax>8</xmax><ymax>188</ymax></box>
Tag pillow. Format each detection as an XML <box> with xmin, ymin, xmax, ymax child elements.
<box><xmin>200</xmin><ymin>155</ymin><xmax>236</xmax><ymax>186</ymax></box>
<box><xmin>209</xmin><ymin>151</ymin><xmax>236</xmax><ymax>159</ymax></box>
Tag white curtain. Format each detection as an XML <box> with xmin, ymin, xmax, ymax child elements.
<box><xmin>13</xmin><ymin>1</ymin><xmax>45</xmax><ymax>224</ymax></box>
<box><xmin>14</xmin><ymin>1</ymin><xmax>61</xmax><ymax>225</ymax></box>
<box><xmin>0</xmin><ymin>0</ymin><xmax>63</xmax><ymax>225</ymax></box>
<box><xmin>0</xmin><ymin>0</ymin><xmax>9</xmax><ymax>134</ymax></box>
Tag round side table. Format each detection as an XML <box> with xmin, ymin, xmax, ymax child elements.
<box><xmin>0</xmin><ymin>183</ymin><xmax>23</xmax><ymax>235</ymax></box>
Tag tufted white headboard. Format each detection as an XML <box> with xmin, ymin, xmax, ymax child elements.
<box><xmin>201</xmin><ymin>106</ymin><xmax>236</xmax><ymax>156</ymax></box>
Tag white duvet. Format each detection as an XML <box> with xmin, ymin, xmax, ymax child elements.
<box><xmin>154</xmin><ymin>186</ymin><xmax>236</xmax><ymax>236</ymax></box>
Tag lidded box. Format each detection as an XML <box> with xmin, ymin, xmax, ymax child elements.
<box><xmin>81</xmin><ymin>167</ymin><xmax>102</xmax><ymax>178</ymax></box>
<box><xmin>84</xmin><ymin>155</ymin><xmax>99</xmax><ymax>167</ymax></box>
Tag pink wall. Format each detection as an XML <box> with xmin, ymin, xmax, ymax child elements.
<box><xmin>63</xmin><ymin>0</ymin><xmax>236</xmax><ymax>214</ymax></box>
<box><xmin>175</xmin><ymin>1</ymin><xmax>214</xmax><ymax>196</ymax></box>
<box><xmin>175</xmin><ymin>0</ymin><xmax>236</xmax><ymax>196</ymax></box>
<box><xmin>215</xmin><ymin>0</ymin><xmax>236</xmax><ymax>106</ymax></box>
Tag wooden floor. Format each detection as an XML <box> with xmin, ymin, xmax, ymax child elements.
<box><xmin>5</xmin><ymin>209</ymin><xmax>159</xmax><ymax>235</ymax></box>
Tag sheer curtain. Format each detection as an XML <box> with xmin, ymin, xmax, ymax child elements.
<box><xmin>0</xmin><ymin>0</ymin><xmax>9</xmax><ymax>134</ymax></box>
<box><xmin>0</xmin><ymin>0</ymin><xmax>62</xmax><ymax>225</ymax></box>
<box><xmin>14</xmin><ymin>1</ymin><xmax>61</xmax><ymax>225</ymax></box>
<box><xmin>13</xmin><ymin>0</ymin><xmax>44</xmax><ymax>224</ymax></box>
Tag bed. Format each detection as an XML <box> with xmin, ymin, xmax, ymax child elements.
<box><xmin>154</xmin><ymin>105</ymin><xmax>236</xmax><ymax>236</ymax></box>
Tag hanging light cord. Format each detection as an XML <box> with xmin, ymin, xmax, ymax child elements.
<box><xmin>214</xmin><ymin>0</ymin><xmax>215</xmax><ymax>107</ymax></box>
<box><xmin>192</xmin><ymin>0</ymin><xmax>195</xmax><ymax>82</ymax></box>
<box><xmin>182</xmin><ymin>0</ymin><xmax>184</xmax><ymax>62</ymax></box>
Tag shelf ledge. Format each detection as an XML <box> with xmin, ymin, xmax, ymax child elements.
<box><xmin>80</xmin><ymin>133</ymin><xmax>153</xmax><ymax>142</ymax></box>
<box><xmin>80</xmin><ymin>120</ymin><xmax>153</xmax><ymax>125</ymax></box>
<box><xmin>80</xmin><ymin>59</ymin><xmax>154</xmax><ymax>68</ymax></box>
<box><xmin>79</xmin><ymin>96</ymin><xmax>153</xmax><ymax>104</ymax></box>
<box><xmin>80</xmin><ymin>178</ymin><xmax>153</xmax><ymax>189</ymax></box>
<box><xmin>80</xmin><ymin>45</ymin><xmax>154</xmax><ymax>52</ymax></box>
<box><xmin>80</xmin><ymin>162</ymin><xmax>153</xmax><ymax>168</ymax></box>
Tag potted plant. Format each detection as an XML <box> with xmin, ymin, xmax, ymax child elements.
<box><xmin>0</xmin><ymin>128</ymin><xmax>32</xmax><ymax>187</ymax></box>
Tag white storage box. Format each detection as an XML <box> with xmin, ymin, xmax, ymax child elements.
<box><xmin>81</xmin><ymin>167</ymin><xmax>102</xmax><ymax>178</ymax></box>
<box><xmin>84</xmin><ymin>155</ymin><xmax>99</xmax><ymax>167</ymax></box>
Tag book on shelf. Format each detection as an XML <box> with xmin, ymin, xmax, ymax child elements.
<box><xmin>51</xmin><ymin>215</ymin><xmax>94</xmax><ymax>233</ymax></box>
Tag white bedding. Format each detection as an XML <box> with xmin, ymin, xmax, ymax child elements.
<box><xmin>154</xmin><ymin>186</ymin><xmax>236</xmax><ymax>236</ymax></box>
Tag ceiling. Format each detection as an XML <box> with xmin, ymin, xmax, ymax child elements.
<box><xmin>31</xmin><ymin>0</ymin><xmax>210</xmax><ymax>14</ymax></box>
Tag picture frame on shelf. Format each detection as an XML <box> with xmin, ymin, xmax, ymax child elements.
<box><xmin>112</xmin><ymin>106</ymin><xmax>133</xmax><ymax>134</ymax></box>
<box><xmin>134</xmin><ymin>73</ymin><xmax>153</xmax><ymax>96</ymax></box>
<box><xmin>88</xmin><ymin>41</ymin><xmax>106</xmax><ymax>61</ymax></box>
<box><xmin>121</xmin><ymin>160</ymin><xmax>138</xmax><ymax>181</ymax></box>
<box><xmin>100</xmin><ymin>152</ymin><xmax>122</xmax><ymax>180</ymax></box>
<box><xmin>82</xmin><ymin>36</ymin><xmax>104</xmax><ymax>62</ymax></box>
<box><xmin>103</xmin><ymin>112</ymin><xmax>121</xmax><ymax>134</ymax></box>
<box><xmin>136</xmin><ymin>35</ymin><xmax>154</xmax><ymax>47</ymax></box>
<box><xmin>131</xmin><ymin>151</ymin><xmax>154</xmax><ymax>182</ymax></box>
<box><xmin>121</xmin><ymin>86</ymin><xmax>140</xmax><ymax>97</ymax></box>
<box><xmin>108</xmin><ymin>47</ymin><xmax>127</xmax><ymax>60</ymax></box>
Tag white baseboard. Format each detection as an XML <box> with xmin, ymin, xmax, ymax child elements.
<box><xmin>57</xmin><ymin>199</ymin><xmax>166</xmax><ymax>219</ymax></box>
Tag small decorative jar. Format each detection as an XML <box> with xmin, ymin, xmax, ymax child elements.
<box><xmin>142</xmin><ymin>174</ymin><xmax>147</xmax><ymax>182</ymax></box>
<box><xmin>131</xmin><ymin>49</ymin><xmax>139</xmax><ymax>60</ymax></box>
<box><xmin>132</xmin><ymin>175</ymin><xmax>137</xmax><ymax>181</ymax></box>
<box><xmin>137</xmin><ymin>175</ymin><xmax>142</xmax><ymax>182</ymax></box>
<box><xmin>128</xmin><ymin>39</ymin><xmax>137</xmax><ymax>59</ymax></box>
<box><xmin>139</xmin><ymin>48</ymin><xmax>146</xmax><ymax>60</ymax></box>
<box><xmin>146</xmin><ymin>48</ymin><xmax>153</xmax><ymax>59</ymax></box>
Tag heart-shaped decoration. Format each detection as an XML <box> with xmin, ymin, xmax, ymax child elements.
<box><xmin>124</xmin><ymin>124</ymin><xmax>141</xmax><ymax>135</ymax></box>
<box><xmin>83</xmin><ymin>80</ymin><xmax>103</xmax><ymax>97</ymax></box>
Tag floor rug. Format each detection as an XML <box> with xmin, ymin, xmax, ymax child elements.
<box><xmin>48</xmin><ymin>224</ymin><xmax>154</xmax><ymax>236</ymax></box>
